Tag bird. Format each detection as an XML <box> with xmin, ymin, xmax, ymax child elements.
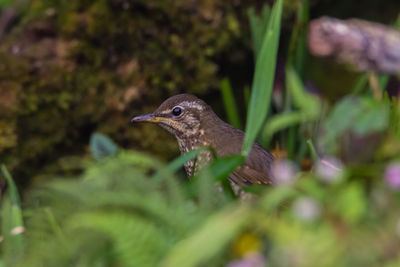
<box><xmin>131</xmin><ymin>94</ymin><xmax>274</xmax><ymax>188</ymax></box>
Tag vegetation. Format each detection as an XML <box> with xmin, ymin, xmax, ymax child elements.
<box><xmin>1</xmin><ymin>0</ymin><xmax>400</xmax><ymax>266</ymax></box>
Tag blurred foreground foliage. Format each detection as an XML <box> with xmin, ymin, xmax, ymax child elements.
<box><xmin>1</xmin><ymin>142</ymin><xmax>400</xmax><ymax>266</ymax></box>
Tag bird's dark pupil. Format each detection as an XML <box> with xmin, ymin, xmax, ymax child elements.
<box><xmin>172</xmin><ymin>107</ymin><xmax>182</xmax><ymax>116</ymax></box>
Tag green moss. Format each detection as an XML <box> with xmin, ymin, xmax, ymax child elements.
<box><xmin>0</xmin><ymin>120</ymin><xmax>16</xmax><ymax>152</ymax></box>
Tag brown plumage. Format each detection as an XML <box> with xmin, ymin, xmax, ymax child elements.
<box><xmin>131</xmin><ymin>94</ymin><xmax>274</xmax><ymax>187</ymax></box>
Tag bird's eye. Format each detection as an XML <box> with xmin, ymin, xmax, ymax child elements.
<box><xmin>172</xmin><ymin>106</ymin><xmax>182</xmax><ymax>116</ymax></box>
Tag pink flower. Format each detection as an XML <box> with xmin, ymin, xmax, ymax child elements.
<box><xmin>315</xmin><ymin>157</ymin><xmax>344</xmax><ymax>183</ymax></box>
<box><xmin>271</xmin><ymin>159</ymin><xmax>299</xmax><ymax>186</ymax></box>
<box><xmin>292</xmin><ymin>197</ymin><xmax>321</xmax><ymax>222</ymax></box>
<box><xmin>227</xmin><ymin>253</ymin><xmax>266</xmax><ymax>267</ymax></box>
<box><xmin>384</xmin><ymin>163</ymin><xmax>400</xmax><ymax>190</ymax></box>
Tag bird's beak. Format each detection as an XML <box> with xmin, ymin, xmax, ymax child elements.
<box><xmin>131</xmin><ymin>113</ymin><xmax>169</xmax><ymax>123</ymax></box>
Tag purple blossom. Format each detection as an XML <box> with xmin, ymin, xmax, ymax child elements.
<box><xmin>271</xmin><ymin>159</ymin><xmax>299</xmax><ymax>186</ymax></box>
<box><xmin>227</xmin><ymin>253</ymin><xmax>266</xmax><ymax>267</ymax></box>
<box><xmin>384</xmin><ymin>163</ymin><xmax>400</xmax><ymax>190</ymax></box>
<box><xmin>316</xmin><ymin>157</ymin><xmax>344</xmax><ymax>183</ymax></box>
<box><xmin>292</xmin><ymin>197</ymin><xmax>321</xmax><ymax>222</ymax></box>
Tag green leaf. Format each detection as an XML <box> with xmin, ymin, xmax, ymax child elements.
<box><xmin>325</xmin><ymin>97</ymin><xmax>361</xmax><ymax>136</ymax></box>
<box><xmin>1</xmin><ymin>165</ymin><xmax>20</xmax><ymax>207</ymax></box>
<box><xmin>68</xmin><ymin>211</ymin><xmax>169</xmax><ymax>267</ymax></box>
<box><xmin>286</xmin><ymin>67</ymin><xmax>320</xmax><ymax>116</ymax></box>
<box><xmin>0</xmin><ymin>165</ymin><xmax>24</xmax><ymax>258</ymax></box>
<box><xmin>186</xmin><ymin>155</ymin><xmax>244</xmax><ymax>199</ymax></box>
<box><xmin>0</xmin><ymin>0</ymin><xmax>12</xmax><ymax>8</ymax></box>
<box><xmin>206</xmin><ymin>155</ymin><xmax>245</xmax><ymax>182</ymax></box>
<box><xmin>320</xmin><ymin>96</ymin><xmax>390</xmax><ymax>153</ymax></box>
<box><xmin>324</xmin><ymin>96</ymin><xmax>389</xmax><ymax>139</ymax></box>
<box><xmin>262</xmin><ymin>112</ymin><xmax>304</xmax><ymax>142</ymax></box>
<box><xmin>262</xmin><ymin>67</ymin><xmax>321</xmax><ymax>144</ymax></box>
<box><xmin>247</xmin><ymin>5</ymin><xmax>271</xmax><ymax>59</ymax></box>
<box><xmin>306</xmin><ymin>139</ymin><xmax>319</xmax><ymax>162</ymax></box>
<box><xmin>152</xmin><ymin>147</ymin><xmax>218</xmax><ymax>182</ymax></box>
<box><xmin>243</xmin><ymin>0</ymin><xmax>283</xmax><ymax>155</ymax></box>
<box><xmin>167</xmin><ymin>149</ymin><xmax>202</xmax><ymax>172</ymax></box>
<box><xmin>353</xmin><ymin>99</ymin><xmax>389</xmax><ymax>134</ymax></box>
<box><xmin>297</xmin><ymin>178</ymin><xmax>326</xmax><ymax>201</ymax></box>
<box><xmin>90</xmin><ymin>133</ymin><xmax>118</xmax><ymax>160</ymax></box>
<box><xmin>351</xmin><ymin>74</ymin><xmax>369</xmax><ymax>94</ymax></box>
<box><xmin>161</xmin><ymin>205</ymin><xmax>250</xmax><ymax>267</ymax></box>
<box><xmin>260</xmin><ymin>187</ymin><xmax>298</xmax><ymax>212</ymax></box>
<box><xmin>389</xmin><ymin>96</ymin><xmax>400</xmax><ymax>137</ymax></box>
<box><xmin>287</xmin><ymin>0</ymin><xmax>309</xmax><ymax>74</ymax></box>
<box><xmin>220</xmin><ymin>78</ymin><xmax>242</xmax><ymax>129</ymax></box>
<box><xmin>378</xmin><ymin>75</ymin><xmax>389</xmax><ymax>91</ymax></box>
<box><xmin>395</xmin><ymin>13</ymin><xmax>400</xmax><ymax>29</ymax></box>
<box><xmin>331</xmin><ymin>183</ymin><xmax>366</xmax><ymax>224</ymax></box>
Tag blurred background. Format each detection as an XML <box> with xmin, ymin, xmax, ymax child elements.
<box><xmin>1</xmin><ymin>0</ymin><xmax>399</xmax><ymax>190</ymax></box>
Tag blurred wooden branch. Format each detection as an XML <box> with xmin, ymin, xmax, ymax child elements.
<box><xmin>308</xmin><ymin>16</ymin><xmax>400</xmax><ymax>74</ymax></box>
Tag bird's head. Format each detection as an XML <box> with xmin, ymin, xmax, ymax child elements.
<box><xmin>131</xmin><ymin>94</ymin><xmax>214</xmax><ymax>139</ymax></box>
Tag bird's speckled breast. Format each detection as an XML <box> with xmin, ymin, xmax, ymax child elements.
<box><xmin>177</xmin><ymin>137</ymin><xmax>213</xmax><ymax>177</ymax></box>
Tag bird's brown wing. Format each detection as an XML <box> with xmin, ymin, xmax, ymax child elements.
<box><xmin>228</xmin><ymin>141</ymin><xmax>274</xmax><ymax>186</ymax></box>
<box><xmin>211</xmin><ymin>122</ymin><xmax>274</xmax><ymax>186</ymax></box>
<box><xmin>229</xmin><ymin>164</ymin><xmax>273</xmax><ymax>186</ymax></box>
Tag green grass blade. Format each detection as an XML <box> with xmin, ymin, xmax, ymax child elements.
<box><xmin>262</xmin><ymin>67</ymin><xmax>321</xmax><ymax>146</ymax></box>
<box><xmin>220</xmin><ymin>78</ymin><xmax>242</xmax><ymax>129</ymax></box>
<box><xmin>1</xmin><ymin>165</ymin><xmax>24</xmax><ymax>258</ymax></box>
<box><xmin>378</xmin><ymin>75</ymin><xmax>389</xmax><ymax>92</ymax></box>
<box><xmin>260</xmin><ymin>187</ymin><xmax>298</xmax><ymax>212</ymax></box>
<box><xmin>286</xmin><ymin>66</ymin><xmax>320</xmax><ymax>116</ymax></box>
<box><xmin>262</xmin><ymin>112</ymin><xmax>304</xmax><ymax>145</ymax></box>
<box><xmin>242</xmin><ymin>0</ymin><xmax>283</xmax><ymax>155</ymax></box>
<box><xmin>244</xmin><ymin>86</ymin><xmax>250</xmax><ymax>110</ymax></box>
<box><xmin>396</xmin><ymin>13</ymin><xmax>400</xmax><ymax>27</ymax></box>
<box><xmin>205</xmin><ymin>155</ymin><xmax>245</xmax><ymax>182</ymax></box>
<box><xmin>152</xmin><ymin>147</ymin><xmax>218</xmax><ymax>183</ymax></box>
<box><xmin>287</xmin><ymin>0</ymin><xmax>309</xmax><ymax>75</ymax></box>
<box><xmin>186</xmin><ymin>155</ymin><xmax>244</xmax><ymax>199</ymax></box>
<box><xmin>1</xmin><ymin>165</ymin><xmax>21</xmax><ymax>207</ymax></box>
<box><xmin>166</xmin><ymin>149</ymin><xmax>204</xmax><ymax>173</ymax></box>
<box><xmin>151</xmin><ymin>149</ymin><xmax>204</xmax><ymax>182</ymax></box>
<box><xmin>307</xmin><ymin>139</ymin><xmax>319</xmax><ymax>162</ymax></box>
<box><xmin>352</xmin><ymin>74</ymin><xmax>368</xmax><ymax>94</ymax></box>
<box><xmin>247</xmin><ymin>5</ymin><xmax>271</xmax><ymax>60</ymax></box>
<box><xmin>44</xmin><ymin>208</ymin><xmax>68</xmax><ymax>248</ymax></box>
<box><xmin>192</xmin><ymin>156</ymin><xmax>245</xmax><ymax>210</ymax></box>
